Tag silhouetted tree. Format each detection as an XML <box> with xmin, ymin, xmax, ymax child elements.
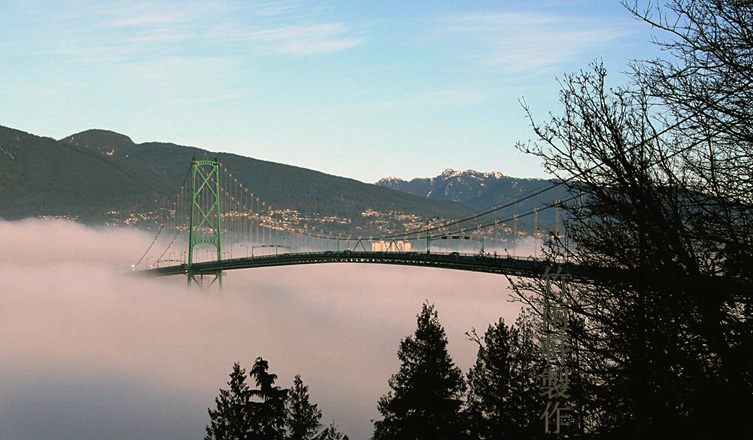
<box><xmin>205</xmin><ymin>362</ymin><xmax>254</xmax><ymax>440</ymax></box>
<box><xmin>286</xmin><ymin>374</ymin><xmax>322</xmax><ymax>440</ymax></box>
<box><xmin>316</xmin><ymin>421</ymin><xmax>350</xmax><ymax>440</ymax></box>
<box><xmin>466</xmin><ymin>311</ymin><xmax>544</xmax><ymax>439</ymax></box>
<box><xmin>619</xmin><ymin>1</ymin><xmax>753</xmax><ymax>435</ymax></box>
<box><xmin>516</xmin><ymin>43</ymin><xmax>753</xmax><ymax>438</ymax></box>
<box><xmin>628</xmin><ymin>0</ymin><xmax>753</xmax><ymax>186</ymax></box>
<box><xmin>373</xmin><ymin>302</ymin><xmax>467</xmax><ymax>440</ymax></box>
<box><xmin>207</xmin><ymin>360</ymin><xmax>350</xmax><ymax>440</ymax></box>
<box><xmin>249</xmin><ymin>357</ymin><xmax>288</xmax><ymax>440</ymax></box>
<box><xmin>627</xmin><ymin>0</ymin><xmax>753</xmax><ymax>290</ymax></box>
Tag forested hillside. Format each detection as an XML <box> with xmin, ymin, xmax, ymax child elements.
<box><xmin>0</xmin><ymin>125</ymin><xmax>475</xmax><ymax>232</ymax></box>
<box><xmin>0</xmin><ymin>125</ymin><xmax>170</xmax><ymax>222</ymax></box>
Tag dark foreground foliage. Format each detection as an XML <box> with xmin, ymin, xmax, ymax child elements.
<box><xmin>205</xmin><ymin>358</ymin><xmax>348</xmax><ymax>440</ymax></box>
<box><xmin>373</xmin><ymin>302</ymin><xmax>467</xmax><ymax>440</ymax></box>
<box><xmin>511</xmin><ymin>1</ymin><xmax>753</xmax><ymax>437</ymax></box>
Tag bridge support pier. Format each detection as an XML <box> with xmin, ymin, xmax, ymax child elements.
<box><xmin>187</xmin><ymin>271</ymin><xmax>223</xmax><ymax>289</ymax></box>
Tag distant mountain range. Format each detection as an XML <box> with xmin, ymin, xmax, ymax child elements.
<box><xmin>0</xmin><ymin>123</ymin><xmax>568</xmax><ymax>235</ymax></box>
<box><xmin>377</xmin><ymin>168</ymin><xmax>570</xmax><ymax>226</ymax></box>
<box><xmin>0</xmin><ymin>125</ymin><xmax>473</xmax><ymax>234</ymax></box>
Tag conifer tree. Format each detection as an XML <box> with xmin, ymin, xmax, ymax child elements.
<box><xmin>205</xmin><ymin>362</ymin><xmax>254</xmax><ymax>440</ymax></box>
<box><xmin>372</xmin><ymin>302</ymin><xmax>467</xmax><ymax>440</ymax></box>
<box><xmin>249</xmin><ymin>357</ymin><xmax>288</xmax><ymax>440</ymax></box>
<box><xmin>286</xmin><ymin>374</ymin><xmax>322</xmax><ymax>440</ymax></box>
<box><xmin>466</xmin><ymin>312</ymin><xmax>543</xmax><ymax>440</ymax></box>
<box><xmin>316</xmin><ymin>421</ymin><xmax>350</xmax><ymax>440</ymax></box>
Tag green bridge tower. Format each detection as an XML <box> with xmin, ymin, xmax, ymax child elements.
<box><xmin>187</xmin><ymin>157</ymin><xmax>223</xmax><ymax>288</ymax></box>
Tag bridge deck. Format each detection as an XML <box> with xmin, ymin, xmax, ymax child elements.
<box><xmin>142</xmin><ymin>251</ymin><xmax>573</xmax><ymax>279</ymax></box>
<box><xmin>138</xmin><ymin>251</ymin><xmax>753</xmax><ymax>301</ymax></box>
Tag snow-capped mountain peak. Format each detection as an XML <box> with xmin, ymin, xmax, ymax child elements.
<box><xmin>376</xmin><ymin>168</ymin><xmax>566</xmax><ymax>224</ymax></box>
<box><xmin>377</xmin><ymin>168</ymin><xmax>514</xmax><ymax>206</ymax></box>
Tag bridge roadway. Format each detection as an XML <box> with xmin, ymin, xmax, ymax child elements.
<box><xmin>144</xmin><ymin>251</ymin><xmax>576</xmax><ymax>279</ymax></box>
<box><xmin>141</xmin><ymin>251</ymin><xmax>753</xmax><ymax>303</ymax></box>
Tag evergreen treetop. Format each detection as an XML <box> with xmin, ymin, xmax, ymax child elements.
<box><xmin>205</xmin><ymin>362</ymin><xmax>254</xmax><ymax>440</ymax></box>
<box><xmin>373</xmin><ymin>302</ymin><xmax>467</xmax><ymax>440</ymax></box>
<box><xmin>286</xmin><ymin>374</ymin><xmax>322</xmax><ymax>440</ymax></box>
<box><xmin>249</xmin><ymin>357</ymin><xmax>288</xmax><ymax>440</ymax></box>
<box><xmin>466</xmin><ymin>312</ymin><xmax>544</xmax><ymax>440</ymax></box>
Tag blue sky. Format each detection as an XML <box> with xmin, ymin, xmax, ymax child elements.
<box><xmin>0</xmin><ymin>0</ymin><xmax>663</xmax><ymax>182</ymax></box>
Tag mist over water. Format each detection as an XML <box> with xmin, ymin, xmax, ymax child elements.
<box><xmin>1</xmin><ymin>219</ymin><xmax>526</xmax><ymax>440</ymax></box>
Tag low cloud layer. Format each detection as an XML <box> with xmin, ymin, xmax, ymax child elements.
<box><xmin>1</xmin><ymin>219</ymin><xmax>524</xmax><ymax>440</ymax></box>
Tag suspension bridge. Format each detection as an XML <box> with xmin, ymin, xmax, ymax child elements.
<box><xmin>134</xmin><ymin>158</ymin><xmax>571</xmax><ymax>287</ymax></box>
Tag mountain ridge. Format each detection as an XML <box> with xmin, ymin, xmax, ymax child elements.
<box><xmin>0</xmin><ymin>125</ymin><xmax>172</xmax><ymax>221</ymax></box>
<box><xmin>1</xmin><ymin>123</ymin><xmax>569</xmax><ymax>235</ymax></box>
<box><xmin>376</xmin><ymin>168</ymin><xmax>571</xmax><ymax>225</ymax></box>
<box><xmin>0</xmin><ymin>124</ymin><xmax>477</xmax><ymax>235</ymax></box>
<box><xmin>60</xmin><ymin>129</ymin><xmax>474</xmax><ymax>221</ymax></box>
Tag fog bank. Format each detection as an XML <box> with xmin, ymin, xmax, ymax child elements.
<box><xmin>1</xmin><ymin>219</ymin><xmax>524</xmax><ymax>440</ymax></box>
